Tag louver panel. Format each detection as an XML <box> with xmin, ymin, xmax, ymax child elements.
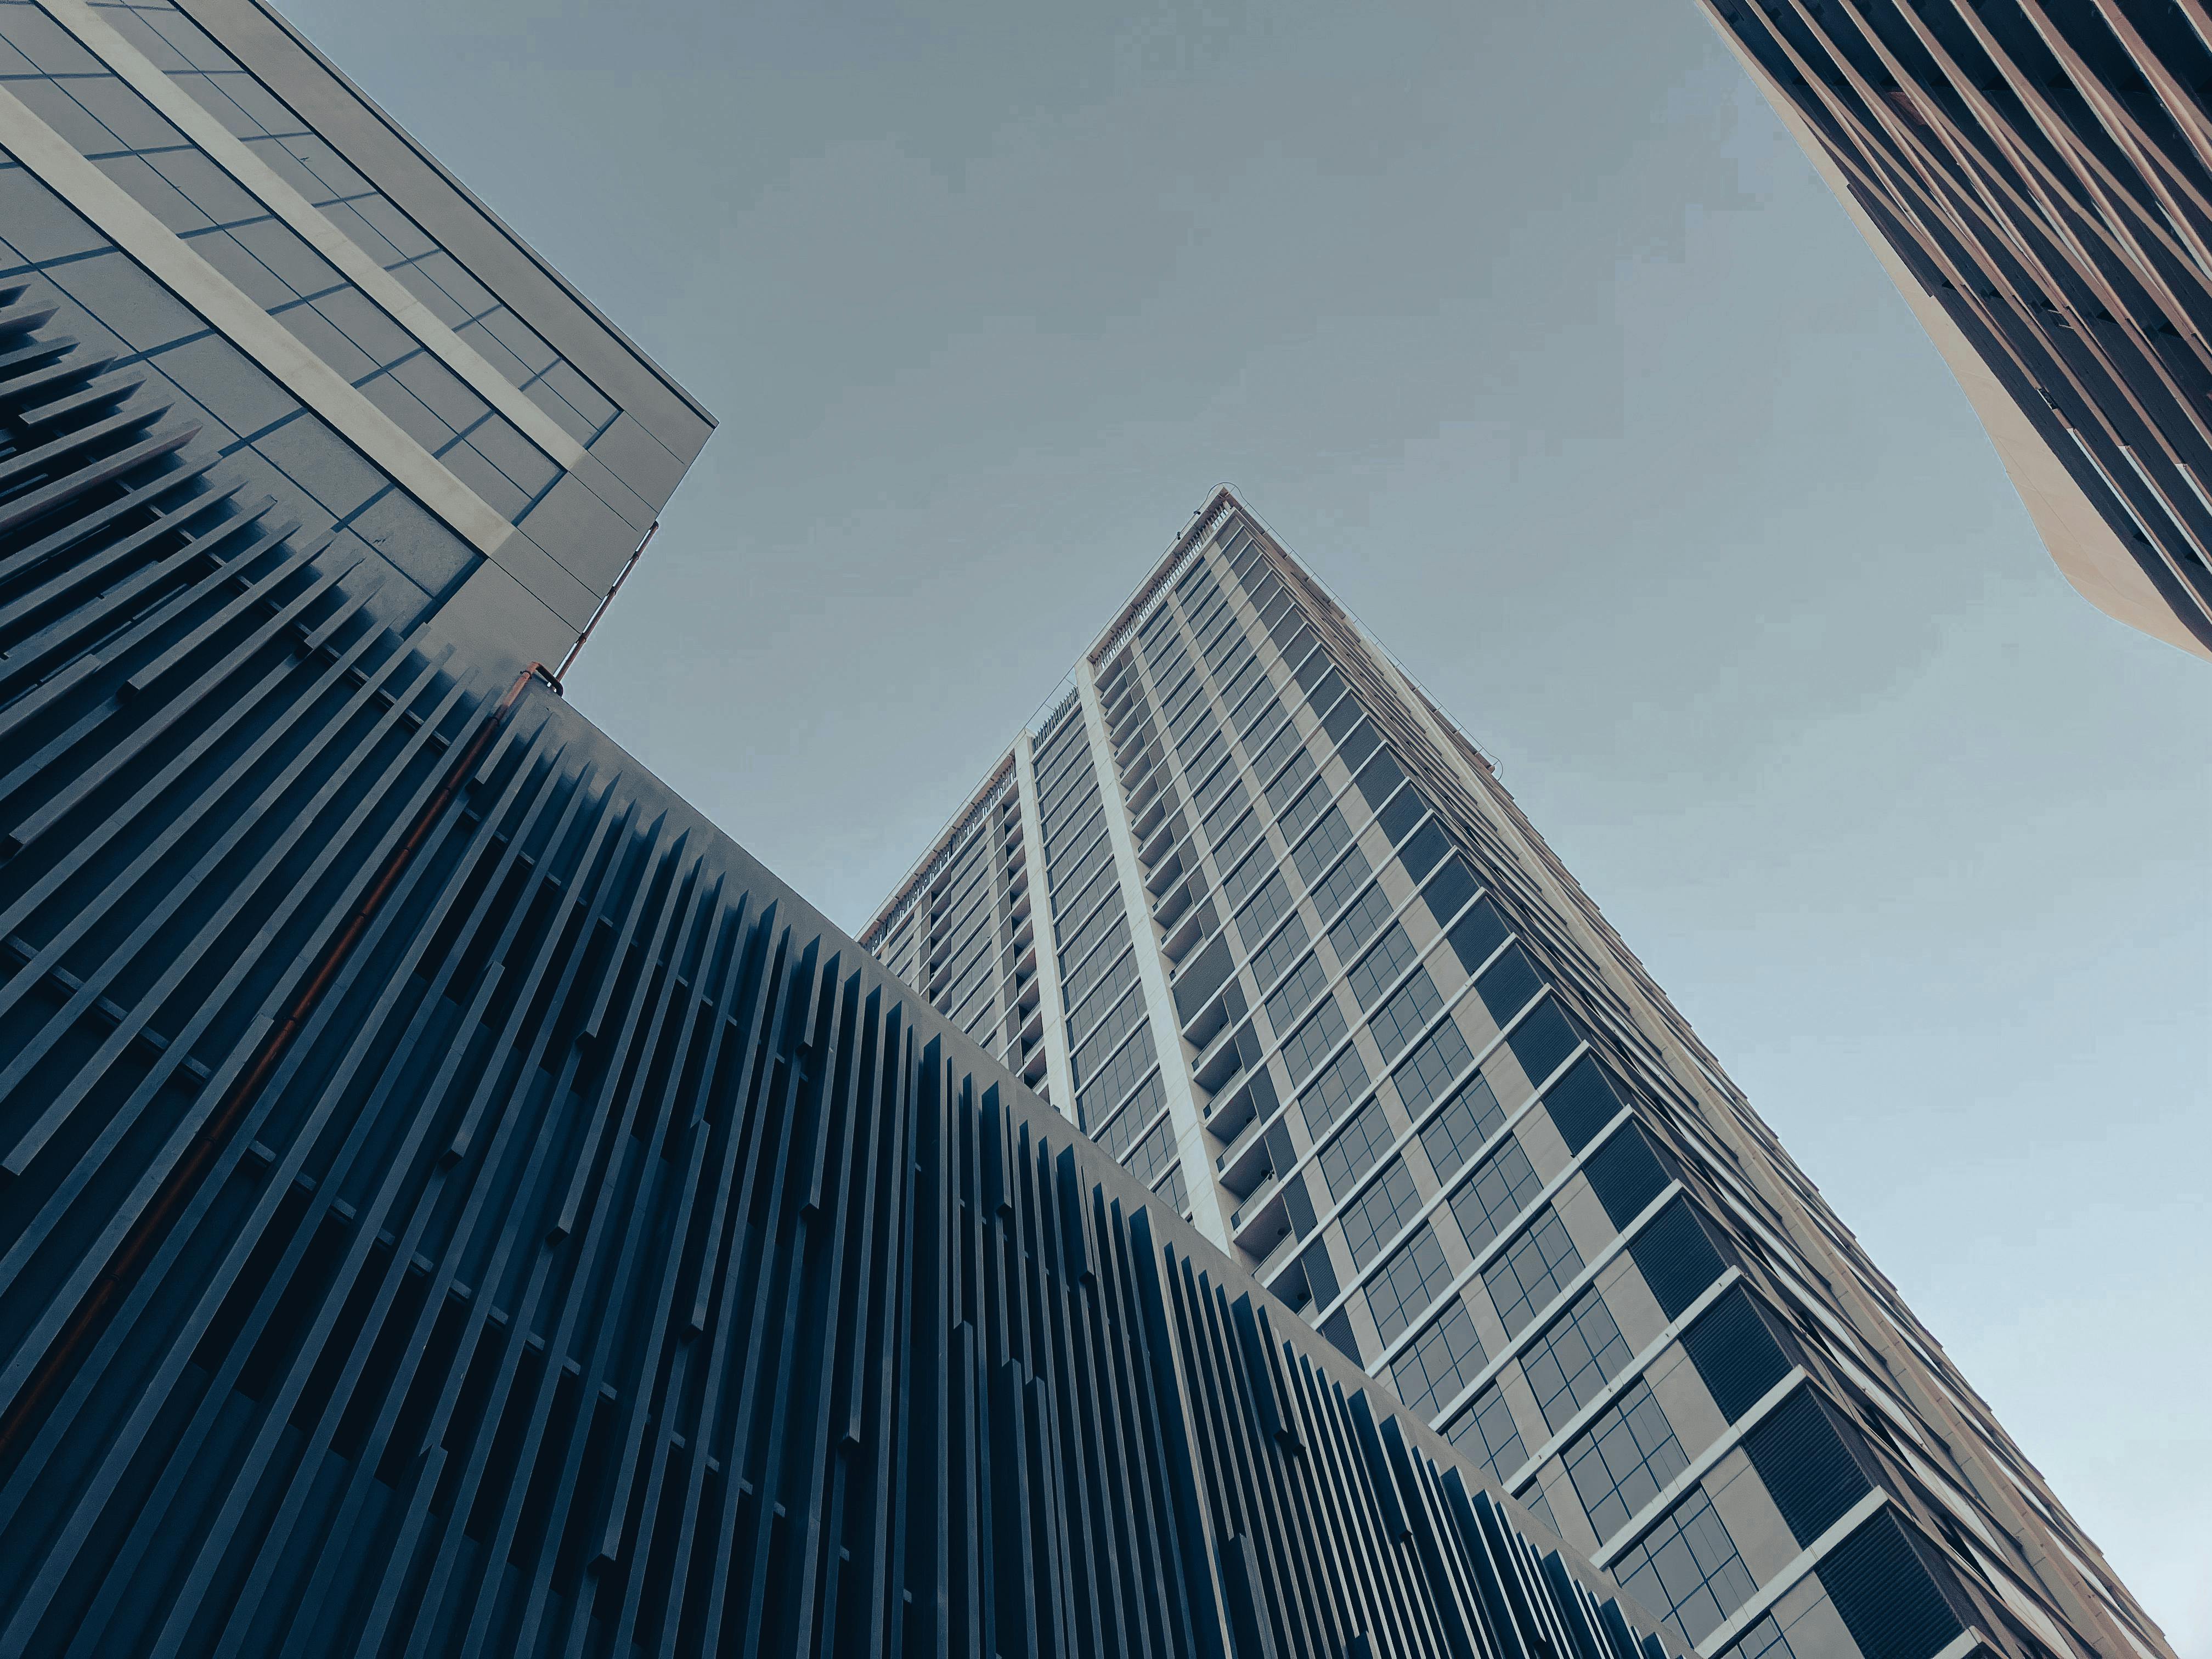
<box><xmin>1624</xmin><ymin>1197</ymin><xmax>1726</xmax><ymax>1321</ymax></box>
<box><xmin>1678</xmin><ymin>1285</ymin><xmax>1790</xmax><ymax>1425</ymax></box>
<box><xmin>0</xmin><ymin>313</ymin><xmax>1679</xmax><ymax>1658</ymax></box>
<box><xmin>1739</xmin><ymin>1386</ymin><xmax>1871</xmax><ymax>1549</ymax></box>
<box><xmin>1817</xmin><ymin>1511</ymin><xmax>1967</xmax><ymax>1659</ymax></box>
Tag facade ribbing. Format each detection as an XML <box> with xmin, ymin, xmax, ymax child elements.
<box><xmin>864</xmin><ymin>490</ymin><xmax>2176</xmax><ymax>1659</ymax></box>
<box><xmin>0</xmin><ymin>296</ymin><xmax>1690</xmax><ymax>1659</ymax></box>
<box><xmin>1</xmin><ymin>4</ymin><xmax>1717</xmax><ymax>1655</ymax></box>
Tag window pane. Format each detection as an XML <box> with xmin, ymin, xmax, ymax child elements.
<box><xmin>1369</xmin><ymin>966</ymin><xmax>1443</xmax><ymax>1060</ymax></box>
<box><xmin>1281</xmin><ymin>996</ymin><xmax>1348</xmax><ymax>1084</ymax></box>
<box><xmin>1345</xmin><ymin>922</ymin><xmax>1418</xmax><ymax>1009</ymax></box>
<box><xmin>1340</xmin><ymin>1157</ymin><xmax>1420</xmax><ymax>1268</ymax></box>
<box><xmin>1263</xmin><ymin>951</ymin><xmax>1329</xmax><ymax>1038</ymax></box>
<box><xmin>1520</xmin><ymin>1287</ymin><xmax>1633</xmax><ymax>1431</ymax></box>
<box><xmin>1310</xmin><ymin>844</ymin><xmax>1373</xmax><ymax>922</ymax></box>
<box><xmin>1299</xmin><ymin>1043</ymin><xmax>1369</xmax><ymax>1137</ymax></box>
<box><xmin>1392</xmin><ymin>1015</ymin><xmax>1473</xmax><ymax>1114</ymax></box>
<box><xmin>1444</xmin><ymin>1385</ymin><xmax>1526</xmax><ymax>1485</ymax></box>
<box><xmin>1612</xmin><ymin>1489</ymin><xmax>1757</xmax><ymax>1643</ymax></box>
<box><xmin>1249</xmin><ymin>912</ymin><xmax>1310</xmax><ymax>993</ymax></box>
<box><xmin>1482</xmin><ymin>1206</ymin><xmax>1582</xmax><ymax>1336</ymax></box>
<box><xmin>1317</xmin><ymin>1100</ymin><xmax>1394</xmax><ymax>1199</ymax></box>
<box><xmin>1562</xmin><ymin>1379</ymin><xmax>1688</xmax><ymax>1542</ymax></box>
<box><xmin>1327</xmin><ymin>882</ymin><xmax>1394</xmax><ymax>962</ymax></box>
<box><xmin>1451</xmin><ymin>1137</ymin><xmax>1543</xmax><ymax>1256</ymax></box>
<box><xmin>1420</xmin><ymin>1075</ymin><xmax>1505</xmax><ymax>1179</ymax></box>
<box><xmin>1366</xmin><ymin>1223</ymin><xmax>1453</xmax><ymax>1345</ymax></box>
<box><xmin>1392</xmin><ymin>1299</ymin><xmax>1486</xmax><ymax>1421</ymax></box>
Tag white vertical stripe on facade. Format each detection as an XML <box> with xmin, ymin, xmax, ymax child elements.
<box><xmin>1074</xmin><ymin>666</ymin><xmax>1229</xmax><ymax>1249</ymax></box>
<box><xmin>1012</xmin><ymin>732</ymin><xmax>1078</xmax><ymax>1118</ymax></box>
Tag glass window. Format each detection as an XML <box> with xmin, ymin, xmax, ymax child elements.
<box><xmin>1475</xmin><ymin>942</ymin><xmax>1544</xmax><ymax>1026</ymax></box>
<box><xmin>1290</xmin><ymin>806</ymin><xmax>1353</xmax><ymax>889</ymax></box>
<box><xmin>1252</xmin><ymin>719</ymin><xmax>1305</xmax><ymax>783</ymax></box>
<box><xmin>1345</xmin><ymin>922</ymin><xmax>1418</xmax><ymax>1009</ymax></box>
<box><xmin>1235</xmin><ymin>872</ymin><xmax>1296</xmax><ymax>947</ymax></box>
<box><xmin>1420</xmin><ymin>1075</ymin><xmax>1505</xmax><ymax>1179</ymax></box>
<box><xmin>1339</xmin><ymin>1156</ymin><xmax>1420</xmax><ymax>1268</ymax></box>
<box><xmin>1721</xmin><ymin>1613</ymin><xmax>1798</xmax><ymax>1659</ymax></box>
<box><xmin>1482</xmin><ymin>1207</ymin><xmax>1582</xmax><ymax>1335</ymax></box>
<box><xmin>1396</xmin><ymin>820</ymin><xmax>1448</xmax><ymax>881</ymax></box>
<box><xmin>1240</xmin><ymin>697</ymin><xmax>1293</xmax><ymax>759</ymax></box>
<box><xmin>1562</xmin><ymin>1379</ymin><xmax>1688</xmax><ymax>1542</ymax></box>
<box><xmin>1421</xmin><ymin>857</ymin><xmax>1479</xmax><ymax>932</ymax></box>
<box><xmin>1392</xmin><ymin>1299</ymin><xmax>1487</xmax><ymax>1421</ymax></box>
<box><xmin>1520</xmin><ymin>1287</ymin><xmax>1634</xmax><ymax>1431</ymax></box>
<box><xmin>1154</xmin><ymin>1163</ymin><xmax>1189</xmax><ymax>1218</ymax></box>
<box><xmin>1212</xmin><ymin>809</ymin><xmax>1265</xmax><ymax>871</ymax></box>
<box><xmin>1334</xmin><ymin>720</ymin><xmax>1379</xmax><ymax>773</ymax></box>
<box><xmin>1278</xmin><ymin>770</ymin><xmax>1334</xmax><ymax>844</ymax></box>
<box><xmin>1071</xmin><ymin>985</ymin><xmax>1146</xmax><ymax>1082</ymax></box>
<box><xmin>1303</xmin><ymin>664</ymin><xmax>1347</xmax><ymax>714</ymax></box>
<box><xmin>1299</xmin><ymin>1043</ymin><xmax>1369</xmax><ymax>1136</ymax></box>
<box><xmin>1612</xmin><ymin>1489</ymin><xmax>1757</xmax><ymax>1643</ymax></box>
<box><xmin>1263</xmin><ymin>951</ymin><xmax>1329</xmax><ymax>1039</ymax></box>
<box><xmin>1200</xmin><ymin>779</ymin><xmax>1249</xmax><ymax>845</ymax></box>
<box><xmin>1365</xmin><ymin>1223</ymin><xmax>1453</xmax><ymax>1344</ymax></box>
<box><xmin>1126</xmin><ymin>1112</ymin><xmax>1178</xmax><ymax>1188</ymax></box>
<box><xmin>1178</xmin><ymin>727</ymin><xmax>1224</xmax><ymax>782</ymax></box>
<box><xmin>1264</xmin><ymin>749</ymin><xmax>1317</xmax><ymax>821</ymax></box>
<box><xmin>1369</xmin><ymin>967</ymin><xmax>1443</xmax><ymax>1060</ymax></box>
<box><xmin>1353</xmin><ymin>749</ymin><xmax>1404</xmax><ymax>810</ymax></box>
<box><xmin>1076</xmin><ymin>1029</ymin><xmax>1156</xmax><ymax>1126</ymax></box>
<box><xmin>1280</xmin><ymin>996</ymin><xmax>1349</xmax><ymax>1085</ymax></box>
<box><xmin>1392</xmin><ymin>1015</ymin><xmax>1472</xmax><ymax>1114</ymax></box>
<box><xmin>1194</xmin><ymin>752</ymin><xmax>1248</xmax><ymax>818</ymax></box>
<box><xmin>1451</xmin><ymin>1137</ymin><xmax>1543</xmax><ymax>1255</ymax></box>
<box><xmin>1376</xmin><ymin>784</ymin><xmax>1426</xmax><ymax>850</ymax></box>
<box><xmin>1220</xmin><ymin>845</ymin><xmax>1276</xmax><ymax>907</ymax></box>
<box><xmin>1218</xmin><ymin>652</ymin><xmax>1267</xmax><ymax>709</ymax></box>
<box><xmin>1445</xmin><ymin>1385</ymin><xmax>1526</xmax><ymax>1486</ymax></box>
<box><xmin>1092</xmin><ymin>1069</ymin><xmax>1165</xmax><ymax>1151</ymax></box>
<box><xmin>1249</xmin><ymin>912</ymin><xmax>1310</xmax><ymax>994</ymax></box>
<box><xmin>1309</xmin><ymin>845</ymin><xmax>1373</xmax><ymax>924</ymax></box>
<box><xmin>1327</xmin><ymin>882</ymin><xmax>1395</xmax><ymax>962</ymax></box>
<box><xmin>1317</xmin><ymin>1100</ymin><xmax>1393</xmax><ymax>1198</ymax></box>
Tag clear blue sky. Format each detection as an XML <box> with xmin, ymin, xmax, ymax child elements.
<box><xmin>286</xmin><ymin>0</ymin><xmax>2209</xmax><ymax>1643</ymax></box>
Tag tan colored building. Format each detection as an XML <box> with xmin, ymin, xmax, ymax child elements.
<box><xmin>1701</xmin><ymin>0</ymin><xmax>2212</xmax><ymax>661</ymax></box>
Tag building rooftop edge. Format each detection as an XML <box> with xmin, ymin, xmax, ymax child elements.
<box><xmin>1085</xmin><ymin>482</ymin><xmax>1242</xmax><ymax>665</ymax></box>
<box><xmin>236</xmin><ymin>0</ymin><xmax>717</xmax><ymax>432</ymax></box>
<box><xmin>857</xmin><ymin>747</ymin><xmax>1018</xmax><ymax>951</ymax></box>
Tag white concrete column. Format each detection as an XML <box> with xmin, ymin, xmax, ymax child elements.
<box><xmin>1011</xmin><ymin>733</ymin><xmax>1078</xmax><ymax>1118</ymax></box>
<box><xmin>1075</xmin><ymin>665</ymin><xmax>1231</xmax><ymax>1249</ymax></box>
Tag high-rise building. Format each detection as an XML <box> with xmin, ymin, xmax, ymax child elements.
<box><xmin>1696</xmin><ymin>0</ymin><xmax>2212</xmax><ymax>661</ymax></box>
<box><xmin>864</xmin><ymin>488</ymin><xmax>2176</xmax><ymax>1658</ymax></box>
<box><xmin>0</xmin><ymin>6</ymin><xmax>1720</xmax><ymax>1657</ymax></box>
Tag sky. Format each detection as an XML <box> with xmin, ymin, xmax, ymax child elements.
<box><xmin>284</xmin><ymin>0</ymin><xmax>2209</xmax><ymax>1644</ymax></box>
